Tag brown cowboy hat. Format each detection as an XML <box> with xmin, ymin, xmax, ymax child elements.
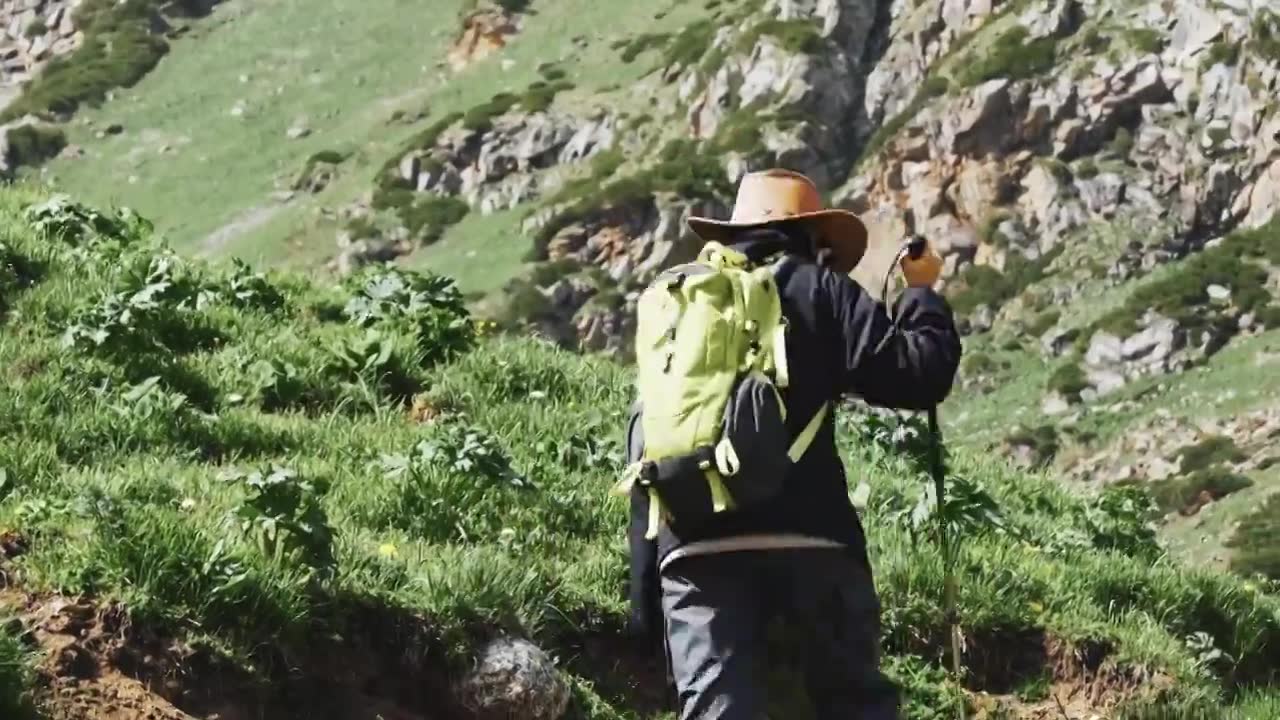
<box><xmin>687</xmin><ymin>168</ymin><xmax>868</xmax><ymax>273</ymax></box>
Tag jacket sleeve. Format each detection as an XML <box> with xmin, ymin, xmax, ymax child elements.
<box><xmin>623</xmin><ymin>404</ymin><xmax>662</xmax><ymax>649</ymax></box>
<box><xmin>823</xmin><ymin>271</ymin><xmax>963</xmax><ymax>410</ymax></box>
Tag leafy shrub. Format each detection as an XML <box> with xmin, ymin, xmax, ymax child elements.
<box><xmin>1150</xmin><ymin>469</ymin><xmax>1253</xmax><ymax>514</ymax></box>
<box><xmin>3</xmin><ymin>123</ymin><xmax>66</xmax><ymax>169</ymax></box>
<box><xmin>1200</xmin><ymin>40</ymin><xmax>1241</xmax><ymax>71</ymax></box>
<box><xmin>1094</xmin><ymin>218</ymin><xmax>1278</xmax><ymax>337</ymax></box>
<box><xmin>1126</xmin><ymin>28</ymin><xmax>1163</xmax><ymax>54</ymax></box>
<box><xmin>961</xmin><ymin>352</ymin><xmax>1001</xmax><ymax>376</ymax></box>
<box><xmin>1254</xmin><ymin>11</ymin><xmax>1280</xmax><ymax>61</ymax></box>
<box><xmin>617</xmin><ymin>32</ymin><xmax>671</xmax><ymax>63</ymax></box>
<box><xmin>221</xmin><ymin>465</ymin><xmax>335</xmax><ymax>578</ymax></box>
<box><xmin>533</xmin><ymin>137</ymin><xmax>732</xmax><ymax>250</ymax></box>
<box><xmin>1005</xmin><ymin>425</ymin><xmax>1059</xmax><ymax>468</ymax></box>
<box><xmin>0</xmin><ymin>241</ymin><xmax>40</xmax><ymax>318</ymax></box>
<box><xmin>1227</xmin><ymin>493</ymin><xmax>1280</xmax><ymax>580</ymax></box>
<box><xmin>1108</xmin><ymin>127</ymin><xmax>1134</xmax><ymax>159</ymax></box>
<box><xmin>402</xmin><ymin>195</ymin><xmax>470</xmax><ymax>243</ymax></box>
<box><xmin>976</xmin><ymin>210</ymin><xmax>1012</xmax><ymax>247</ymax></box>
<box><xmin>662</xmin><ymin>19</ymin><xmax>714</xmax><ymax>68</ymax></box>
<box><xmin>1075</xmin><ymin>158</ymin><xmax>1099</xmax><ymax>179</ymax></box>
<box><xmin>24</xmin><ymin>195</ymin><xmax>152</xmax><ymax>256</ymax></box>
<box><xmin>1047</xmin><ymin>361</ymin><xmax>1088</xmax><ymax>400</ymax></box>
<box><xmin>24</xmin><ymin>19</ymin><xmax>48</xmax><ymax>38</ymax></box>
<box><xmin>948</xmin><ymin>247</ymin><xmax>1063</xmax><ymax>316</ymax></box>
<box><xmin>537</xmin><ymin>63</ymin><xmax>567</xmax><ymax>81</ymax></box>
<box><xmin>370</xmin><ymin>422</ymin><xmax>533</xmax><ymax>543</ymax></box>
<box><xmin>463</xmin><ymin>92</ymin><xmax>519</xmax><ymax>132</ymax></box>
<box><xmin>956</xmin><ymin>26</ymin><xmax>1057</xmax><ymax>88</ymax></box>
<box><xmin>519</xmin><ymin>79</ymin><xmax>574</xmax><ymax>113</ymax></box>
<box><xmin>61</xmin><ymin>249</ymin><xmax>215</xmax><ymax>357</ymax></box>
<box><xmin>1026</xmin><ymin>308</ymin><xmax>1061</xmax><ymax>337</ymax></box>
<box><xmin>2</xmin><ymin>0</ymin><xmax>174</xmax><ymax>121</ymax></box>
<box><xmin>0</xmin><ymin>620</ymin><xmax>32</xmax><ymax>719</ymax></box>
<box><xmin>216</xmin><ymin>258</ymin><xmax>285</xmax><ymax>312</ymax></box>
<box><xmin>342</xmin><ymin>267</ymin><xmax>475</xmax><ymax>365</ymax></box>
<box><xmin>544</xmin><ymin>149</ymin><xmax>626</xmax><ymax>208</ymax></box>
<box><xmin>1176</xmin><ymin>436</ymin><xmax>1246</xmax><ymax>474</ymax></box>
<box><xmin>1080</xmin><ymin>484</ymin><xmax>1160</xmax><ymax>558</ymax></box>
<box><xmin>736</xmin><ymin>18</ymin><xmax>823</xmax><ymax>55</ymax></box>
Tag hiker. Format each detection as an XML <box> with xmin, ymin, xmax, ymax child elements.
<box><xmin>620</xmin><ymin>169</ymin><xmax>962</xmax><ymax>719</ymax></box>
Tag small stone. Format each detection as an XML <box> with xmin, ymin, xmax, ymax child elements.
<box><xmin>239</xmin><ymin>74</ymin><xmax>250</xmax><ymax>83</ymax></box>
<box><xmin>1206</xmin><ymin>284</ymin><xmax>1230</xmax><ymax>302</ymax></box>
<box><xmin>1043</xmin><ymin>392</ymin><xmax>1071</xmax><ymax>415</ymax></box>
<box><xmin>286</xmin><ymin>125</ymin><xmax>311</xmax><ymax>140</ymax></box>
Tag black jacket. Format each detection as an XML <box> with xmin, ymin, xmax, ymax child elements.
<box><xmin>625</xmin><ymin>243</ymin><xmax>963</xmax><ymax>645</ymax></box>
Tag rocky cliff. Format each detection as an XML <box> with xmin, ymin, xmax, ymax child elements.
<box><xmin>343</xmin><ymin>0</ymin><xmax>1279</xmax><ymax>373</ymax></box>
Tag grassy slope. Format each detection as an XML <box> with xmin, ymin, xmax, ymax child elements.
<box><xmin>40</xmin><ymin>0</ymin><xmax>699</xmax><ymax>292</ymax></box>
<box><xmin>0</xmin><ymin>189</ymin><xmax>1277</xmax><ymax>717</ymax></box>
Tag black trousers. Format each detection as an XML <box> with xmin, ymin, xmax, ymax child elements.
<box><xmin>660</xmin><ymin>547</ymin><xmax>900</xmax><ymax>720</ymax></box>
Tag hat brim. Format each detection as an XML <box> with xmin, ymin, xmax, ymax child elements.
<box><xmin>686</xmin><ymin>209</ymin><xmax>868</xmax><ymax>274</ymax></box>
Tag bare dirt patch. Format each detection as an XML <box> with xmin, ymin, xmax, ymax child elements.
<box><xmin>0</xmin><ymin>578</ymin><xmax>465</xmax><ymax>720</ymax></box>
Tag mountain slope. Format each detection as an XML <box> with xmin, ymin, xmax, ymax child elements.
<box><xmin>1</xmin><ymin>0</ymin><xmax>1278</xmax><ymax>715</ymax></box>
<box><xmin>0</xmin><ymin>189</ymin><xmax>1277</xmax><ymax>718</ymax></box>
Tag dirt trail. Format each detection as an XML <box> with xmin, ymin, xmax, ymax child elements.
<box><xmin>197</xmin><ymin>202</ymin><xmax>287</xmax><ymax>258</ymax></box>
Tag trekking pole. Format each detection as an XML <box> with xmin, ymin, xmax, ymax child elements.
<box><xmin>885</xmin><ymin>238</ymin><xmax>965</xmax><ymax>718</ymax></box>
<box><xmin>925</xmin><ymin>405</ymin><xmax>965</xmax><ymax>720</ymax></box>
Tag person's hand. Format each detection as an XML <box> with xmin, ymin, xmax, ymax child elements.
<box><xmin>901</xmin><ymin>241</ymin><xmax>943</xmax><ymax>288</ymax></box>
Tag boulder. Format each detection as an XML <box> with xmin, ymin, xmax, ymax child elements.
<box><xmin>1042</xmin><ymin>392</ymin><xmax>1071</xmax><ymax>415</ymax></box>
<box><xmin>941</xmin><ymin>79</ymin><xmax>1014</xmax><ymax>157</ymax></box>
<box><xmin>953</xmin><ymin>161</ymin><xmax>1007</xmax><ymax>222</ymax></box>
<box><xmin>1086</xmin><ymin>367</ymin><xmax>1127</xmax><ymax>396</ymax></box>
<box><xmin>924</xmin><ymin>213</ymin><xmax>978</xmax><ymax>259</ymax></box>
<box><xmin>558</xmin><ymin>114</ymin><xmax>615</xmax><ymax>164</ymax></box>
<box><xmin>1074</xmin><ymin>172</ymin><xmax>1126</xmax><ymax>216</ymax></box>
<box><xmin>908</xmin><ymin>181</ymin><xmax>946</xmax><ymax>227</ymax></box>
<box><xmin>1019</xmin><ymin>0</ymin><xmax>1084</xmax><ymax>40</ymax></box>
<box><xmin>460</xmin><ymin>637</ymin><xmax>570</xmax><ymax>720</ymax></box>
<box><xmin>1041</xmin><ymin>325</ymin><xmax>1078</xmax><ymax>357</ymax></box>
<box><xmin>968</xmin><ymin>303</ymin><xmax>994</xmax><ymax>333</ymax></box>
<box><xmin>1167</xmin><ymin>2</ymin><xmax>1223</xmax><ymax>63</ymax></box>
<box><xmin>1120</xmin><ymin>315</ymin><xmax>1178</xmax><ymax>363</ymax></box>
<box><xmin>1085</xmin><ymin>332</ymin><xmax>1124</xmax><ymax>367</ymax></box>
<box><xmin>1243</xmin><ymin>158</ymin><xmax>1280</xmax><ymax>229</ymax></box>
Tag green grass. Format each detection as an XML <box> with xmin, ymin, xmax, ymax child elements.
<box><xmin>735</xmin><ymin>18</ymin><xmax>823</xmax><ymax>55</ymax></box>
<box><xmin>1150</xmin><ymin>469</ymin><xmax>1254</xmax><ymax>515</ymax></box>
<box><xmin>0</xmin><ymin>622</ymin><xmax>32</xmax><ymax>719</ymax></box>
<box><xmin>0</xmin><ymin>0</ymin><xmax>174</xmax><ymax>122</ymax></box>
<box><xmin>1</xmin><ymin>189</ymin><xmax>1278</xmax><ymax>714</ymax></box>
<box><xmin>1125</xmin><ymin>28</ymin><xmax>1164</xmax><ymax>54</ymax></box>
<box><xmin>408</xmin><ymin>207</ymin><xmax>532</xmax><ymax>296</ymax></box>
<box><xmin>947</xmin><ymin>246</ymin><xmax>1064</xmax><ymax>316</ymax></box>
<box><xmin>1093</xmin><ymin>216</ymin><xmax>1280</xmax><ymax>338</ymax></box>
<box><xmin>616</xmin><ymin>33</ymin><xmax>671</xmax><ymax>64</ymax></box>
<box><xmin>1047</xmin><ymin>360</ymin><xmax>1088</xmax><ymax>401</ymax></box>
<box><xmin>44</xmin><ymin>0</ymin><xmax>702</xmax><ymax>274</ymax></box>
<box><xmin>1176</xmin><ymin>436</ymin><xmax>1246</xmax><ymax>474</ymax></box>
<box><xmin>956</xmin><ymin>26</ymin><xmax>1057</xmax><ymax>88</ymax></box>
<box><xmin>1228</xmin><ymin>493</ymin><xmax>1280</xmax><ymax>580</ymax></box>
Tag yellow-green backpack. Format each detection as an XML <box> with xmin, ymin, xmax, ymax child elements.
<box><xmin>613</xmin><ymin>242</ymin><xmax>828</xmax><ymax>539</ymax></box>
